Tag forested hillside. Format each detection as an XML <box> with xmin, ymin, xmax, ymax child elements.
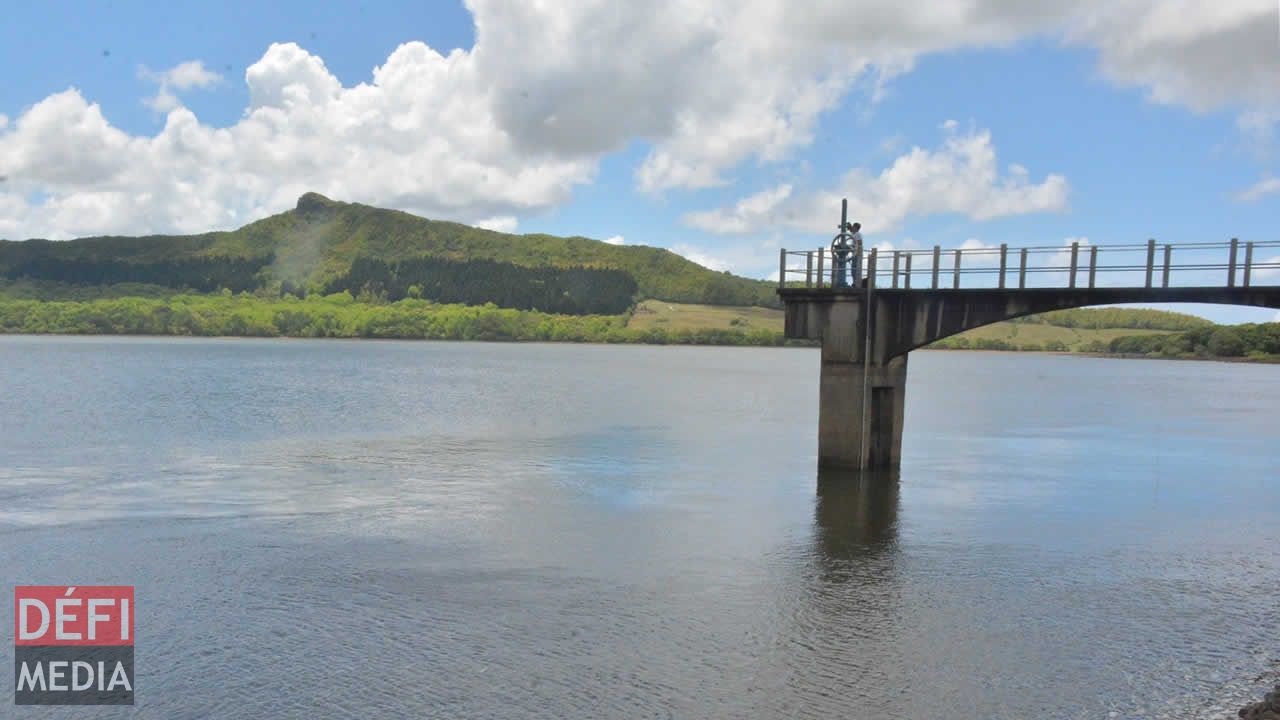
<box><xmin>0</xmin><ymin>193</ymin><xmax>777</xmax><ymax>311</ymax></box>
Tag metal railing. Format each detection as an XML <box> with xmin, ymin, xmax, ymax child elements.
<box><xmin>778</xmin><ymin>239</ymin><xmax>1280</xmax><ymax>291</ymax></box>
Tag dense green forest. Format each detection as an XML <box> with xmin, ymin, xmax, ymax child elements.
<box><xmin>0</xmin><ymin>192</ymin><xmax>778</xmax><ymax>309</ymax></box>
<box><xmin>322</xmin><ymin>257</ymin><xmax>636</xmax><ymax>314</ymax></box>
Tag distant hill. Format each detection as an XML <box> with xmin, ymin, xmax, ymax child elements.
<box><xmin>0</xmin><ymin>193</ymin><xmax>779</xmax><ymax>311</ymax></box>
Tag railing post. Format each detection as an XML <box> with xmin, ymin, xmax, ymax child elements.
<box><xmin>806</xmin><ymin>250</ymin><xmax>813</xmax><ymax>288</ymax></box>
<box><xmin>818</xmin><ymin>248</ymin><xmax>826</xmax><ymax>288</ymax></box>
<box><xmin>1145</xmin><ymin>239</ymin><xmax>1156</xmax><ymax>288</ymax></box>
<box><xmin>1088</xmin><ymin>246</ymin><xmax>1098</xmax><ymax>289</ymax></box>
<box><xmin>953</xmin><ymin>249</ymin><xmax>962</xmax><ymax>289</ymax></box>
<box><xmin>778</xmin><ymin>249</ymin><xmax>786</xmax><ymax>289</ymax></box>
<box><xmin>1068</xmin><ymin>241</ymin><xmax>1079</xmax><ymax>289</ymax></box>
<box><xmin>1228</xmin><ymin>238</ymin><xmax>1239</xmax><ymax>287</ymax></box>
<box><xmin>998</xmin><ymin>243</ymin><xmax>1007</xmax><ymax>289</ymax></box>
<box><xmin>867</xmin><ymin>248</ymin><xmax>878</xmax><ymax>289</ymax></box>
<box><xmin>931</xmin><ymin>246</ymin><xmax>940</xmax><ymax>289</ymax></box>
<box><xmin>891</xmin><ymin>251</ymin><xmax>900</xmax><ymax>288</ymax></box>
<box><xmin>1244</xmin><ymin>242</ymin><xmax>1254</xmax><ymax>287</ymax></box>
<box><xmin>1162</xmin><ymin>244</ymin><xmax>1172</xmax><ymax>288</ymax></box>
<box><xmin>904</xmin><ymin>253</ymin><xmax>912</xmax><ymax>290</ymax></box>
<box><xmin>1019</xmin><ymin>248</ymin><xmax>1028</xmax><ymax>289</ymax></box>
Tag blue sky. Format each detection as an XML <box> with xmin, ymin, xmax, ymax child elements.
<box><xmin>0</xmin><ymin>1</ymin><xmax>1276</xmax><ymax>322</ymax></box>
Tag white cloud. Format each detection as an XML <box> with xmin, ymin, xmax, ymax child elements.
<box><xmin>683</xmin><ymin>127</ymin><xmax>1067</xmax><ymax>235</ymax></box>
<box><xmin>1254</xmin><ymin>255</ymin><xmax>1280</xmax><ymax>281</ymax></box>
<box><xmin>604</xmin><ymin>235</ymin><xmax>625</xmax><ymax>245</ymax></box>
<box><xmin>669</xmin><ymin>243</ymin><xmax>732</xmax><ymax>272</ymax></box>
<box><xmin>475</xmin><ymin>1</ymin><xmax>1280</xmax><ymax>192</ymax></box>
<box><xmin>0</xmin><ymin>43</ymin><xmax>594</xmax><ymax>239</ymax></box>
<box><xmin>141</xmin><ymin>60</ymin><xmax>221</xmax><ymax>112</ymax></box>
<box><xmin>682</xmin><ymin>184</ymin><xmax>793</xmax><ymax>234</ymax></box>
<box><xmin>1068</xmin><ymin>0</ymin><xmax>1279</xmax><ymax>115</ymax></box>
<box><xmin>1</xmin><ymin>1</ymin><xmax>1277</xmax><ymax>239</ymax></box>
<box><xmin>474</xmin><ymin>216</ymin><xmax>518</xmax><ymax>233</ymax></box>
<box><xmin>1237</xmin><ymin>177</ymin><xmax>1280</xmax><ymax>202</ymax></box>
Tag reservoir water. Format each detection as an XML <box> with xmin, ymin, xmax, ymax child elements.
<box><xmin>1</xmin><ymin>336</ymin><xmax>1276</xmax><ymax>718</ymax></box>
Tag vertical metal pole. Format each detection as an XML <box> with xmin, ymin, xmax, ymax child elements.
<box><xmin>778</xmin><ymin>248</ymin><xmax>786</xmax><ymax>289</ymax></box>
<box><xmin>816</xmin><ymin>248</ymin><xmax>825</xmax><ymax>288</ymax></box>
<box><xmin>867</xmin><ymin>248</ymin><xmax>878</xmax><ymax>289</ymax></box>
<box><xmin>1088</xmin><ymin>246</ymin><xmax>1098</xmax><ymax>289</ymax></box>
<box><xmin>1244</xmin><ymin>242</ymin><xmax>1254</xmax><ymax>287</ymax></box>
<box><xmin>1162</xmin><ymin>244</ymin><xmax>1172</xmax><ymax>288</ymax></box>
<box><xmin>931</xmin><ymin>246</ymin><xmax>940</xmax><ymax>289</ymax></box>
<box><xmin>1145</xmin><ymin>239</ymin><xmax>1156</xmax><ymax>288</ymax></box>
<box><xmin>1068</xmin><ymin>241</ymin><xmax>1079</xmax><ymax>289</ymax></box>
<box><xmin>904</xmin><ymin>253</ymin><xmax>913</xmax><ymax>289</ymax></box>
<box><xmin>838</xmin><ymin>199</ymin><xmax>848</xmax><ymax>290</ymax></box>
<box><xmin>891</xmin><ymin>251</ymin><xmax>900</xmax><ymax>288</ymax></box>
<box><xmin>1228</xmin><ymin>238</ymin><xmax>1239</xmax><ymax>287</ymax></box>
<box><xmin>953</xmin><ymin>249</ymin><xmax>962</xmax><ymax>289</ymax></box>
<box><xmin>998</xmin><ymin>243</ymin><xmax>1007</xmax><ymax>289</ymax></box>
<box><xmin>805</xmin><ymin>250</ymin><xmax>813</xmax><ymax>288</ymax></box>
<box><xmin>1019</xmin><ymin>248</ymin><xmax>1028</xmax><ymax>289</ymax></box>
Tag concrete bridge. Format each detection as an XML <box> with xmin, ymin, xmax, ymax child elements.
<box><xmin>778</xmin><ymin>234</ymin><xmax>1280</xmax><ymax>470</ymax></box>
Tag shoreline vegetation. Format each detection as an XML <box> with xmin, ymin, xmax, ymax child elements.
<box><xmin>1</xmin><ymin>289</ymin><xmax>1278</xmax><ymax>363</ymax></box>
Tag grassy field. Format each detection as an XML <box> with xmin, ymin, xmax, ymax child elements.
<box><xmin>625</xmin><ymin>300</ymin><xmax>1177</xmax><ymax>350</ymax></box>
<box><xmin>955</xmin><ymin>322</ymin><xmax>1172</xmax><ymax>350</ymax></box>
<box><xmin>628</xmin><ymin>300</ymin><xmax>785</xmax><ymax>333</ymax></box>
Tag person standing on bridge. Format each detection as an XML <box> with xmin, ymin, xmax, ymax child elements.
<box><xmin>846</xmin><ymin>221</ymin><xmax>864</xmax><ymax>286</ymax></box>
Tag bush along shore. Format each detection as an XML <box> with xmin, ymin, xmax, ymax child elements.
<box><xmin>0</xmin><ymin>293</ymin><xmax>797</xmax><ymax>346</ymax></box>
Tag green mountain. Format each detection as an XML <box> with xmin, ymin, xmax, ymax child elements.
<box><xmin>0</xmin><ymin>193</ymin><xmax>779</xmax><ymax>310</ymax></box>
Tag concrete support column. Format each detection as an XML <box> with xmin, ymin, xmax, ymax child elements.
<box><xmin>814</xmin><ymin>296</ymin><xmax>908</xmax><ymax>469</ymax></box>
<box><xmin>818</xmin><ymin>353</ymin><xmax>907</xmax><ymax>469</ymax></box>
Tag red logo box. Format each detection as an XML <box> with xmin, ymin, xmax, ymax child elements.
<box><xmin>15</xmin><ymin>586</ymin><xmax>133</xmax><ymax>646</ymax></box>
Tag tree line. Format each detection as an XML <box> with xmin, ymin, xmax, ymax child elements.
<box><xmin>1</xmin><ymin>252</ymin><xmax>271</xmax><ymax>293</ymax></box>
<box><xmin>323</xmin><ymin>257</ymin><xmax>637</xmax><ymax>315</ymax></box>
<box><xmin>1108</xmin><ymin>324</ymin><xmax>1280</xmax><ymax>360</ymax></box>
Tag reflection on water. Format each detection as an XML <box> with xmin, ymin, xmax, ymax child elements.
<box><xmin>0</xmin><ymin>337</ymin><xmax>1276</xmax><ymax>718</ymax></box>
<box><xmin>814</xmin><ymin>469</ymin><xmax>900</xmax><ymax>559</ymax></box>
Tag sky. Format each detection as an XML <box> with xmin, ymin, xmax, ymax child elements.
<box><xmin>0</xmin><ymin>0</ymin><xmax>1277</xmax><ymax>322</ymax></box>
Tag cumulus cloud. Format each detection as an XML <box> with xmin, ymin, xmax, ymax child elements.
<box><xmin>141</xmin><ymin>60</ymin><xmax>221</xmax><ymax>112</ymax></box>
<box><xmin>1069</xmin><ymin>0</ymin><xmax>1279</xmax><ymax>114</ymax></box>
<box><xmin>0</xmin><ymin>42</ymin><xmax>594</xmax><ymax>239</ymax></box>
<box><xmin>683</xmin><ymin>184</ymin><xmax>793</xmax><ymax>234</ymax></box>
<box><xmin>683</xmin><ymin>127</ymin><xmax>1067</xmax><ymax>234</ymax></box>
<box><xmin>474</xmin><ymin>216</ymin><xmax>518</xmax><ymax>233</ymax></box>
<box><xmin>604</xmin><ymin>235</ymin><xmax>625</xmax><ymax>245</ymax></box>
<box><xmin>669</xmin><ymin>243</ymin><xmax>732</xmax><ymax>272</ymax></box>
<box><xmin>1</xmin><ymin>1</ymin><xmax>1276</xmax><ymax>239</ymax></box>
<box><xmin>1237</xmin><ymin>176</ymin><xmax>1280</xmax><ymax>202</ymax></box>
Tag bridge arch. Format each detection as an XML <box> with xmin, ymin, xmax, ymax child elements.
<box><xmin>870</xmin><ymin>286</ymin><xmax>1280</xmax><ymax>362</ymax></box>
